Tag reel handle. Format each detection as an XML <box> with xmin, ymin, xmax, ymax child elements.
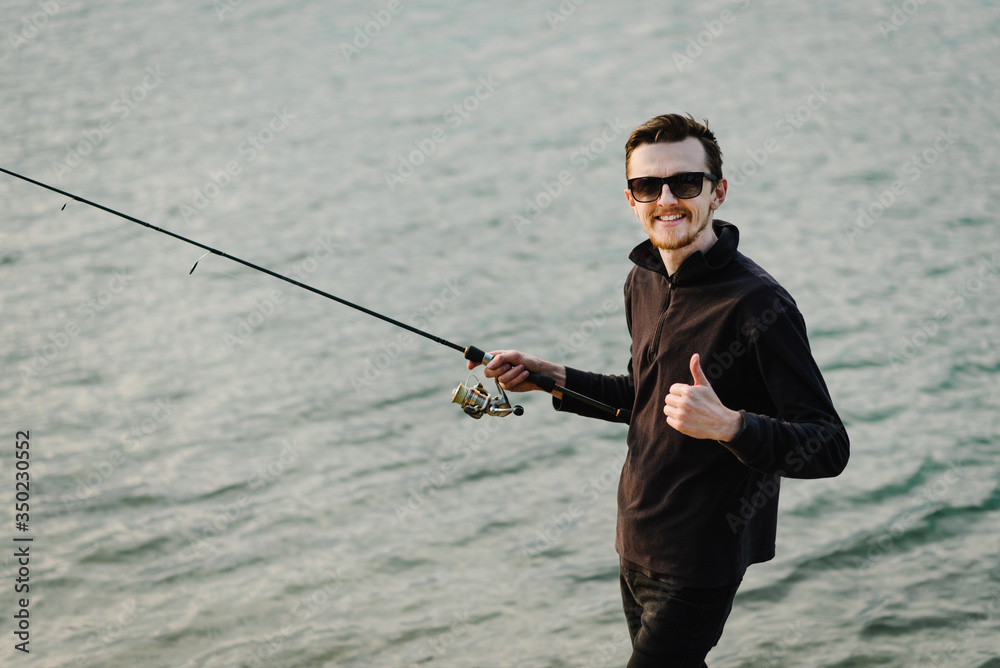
<box><xmin>463</xmin><ymin>346</ymin><xmax>557</xmax><ymax>393</ymax></box>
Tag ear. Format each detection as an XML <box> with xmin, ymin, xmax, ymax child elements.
<box><xmin>625</xmin><ymin>188</ymin><xmax>640</xmax><ymax>218</ymax></box>
<box><xmin>709</xmin><ymin>178</ymin><xmax>728</xmax><ymax>211</ymax></box>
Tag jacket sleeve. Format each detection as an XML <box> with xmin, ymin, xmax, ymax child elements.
<box><xmin>552</xmin><ymin>366</ymin><xmax>634</xmax><ymax>422</ymax></box>
<box><xmin>720</xmin><ymin>295</ymin><xmax>850</xmax><ymax>479</ymax></box>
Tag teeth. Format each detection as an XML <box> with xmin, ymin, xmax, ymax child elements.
<box><xmin>658</xmin><ymin>213</ymin><xmax>684</xmax><ymax>221</ymax></box>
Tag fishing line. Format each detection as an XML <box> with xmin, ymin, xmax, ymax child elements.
<box><xmin>1</xmin><ymin>166</ymin><xmax>631</xmax><ymax>423</ymax></box>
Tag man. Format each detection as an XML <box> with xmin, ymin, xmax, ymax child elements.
<box><xmin>470</xmin><ymin>114</ymin><xmax>849</xmax><ymax>666</ymax></box>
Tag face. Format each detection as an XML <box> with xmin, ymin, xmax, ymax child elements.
<box><xmin>625</xmin><ymin>137</ymin><xmax>727</xmax><ymax>253</ymax></box>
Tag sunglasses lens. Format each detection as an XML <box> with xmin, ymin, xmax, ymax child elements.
<box><xmin>668</xmin><ymin>174</ymin><xmax>702</xmax><ymax>199</ymax></box>
<box><xmin>632</xmin><ymin>178</ymin><xmax>662</xmax><ymax>202</ymax></box>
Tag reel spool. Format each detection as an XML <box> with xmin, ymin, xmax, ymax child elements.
<box><xmin>451</xmin><ymin>375</ymin><xmax>524</xmax><ymax>419</ymax></box>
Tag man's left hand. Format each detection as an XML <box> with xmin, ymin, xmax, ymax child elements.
<box><xmin>664</xmin><ymin>353</ymin><xmax>743</xmax><ymax>442</ymax></box>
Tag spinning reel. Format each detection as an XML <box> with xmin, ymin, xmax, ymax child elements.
<box><xmin>451</xmin><ymin>375</ymin><xmax>524</xmax><ymax>419</ymax></box>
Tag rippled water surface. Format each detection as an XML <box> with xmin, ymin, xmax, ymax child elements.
<box><xmin>2</xmin><ymin>1</ymin><xmax>1000</xmax><ymax>666</ymax></box>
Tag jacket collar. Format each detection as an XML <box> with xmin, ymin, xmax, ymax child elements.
<box><xmin>629</xmin><ymin>220</ymin><xmax>739</xmax><ymax>284</ymax></box>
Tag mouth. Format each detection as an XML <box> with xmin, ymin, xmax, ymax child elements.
<box><xmin>654</xmin><ymin>212</ymin><xmax>686</xmax><ymax>226</ymax></box>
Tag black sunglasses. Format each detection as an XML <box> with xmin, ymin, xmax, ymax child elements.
<box><xmin>627</xmin><ymin>172</ymin><xmax>719</xmax><ymax>202</ymax></box>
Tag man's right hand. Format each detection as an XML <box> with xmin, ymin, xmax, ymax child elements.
<box><xmin>467</xmin><ymin>350</ymin><xmax>566</xmax><ymax>398</ymax></box>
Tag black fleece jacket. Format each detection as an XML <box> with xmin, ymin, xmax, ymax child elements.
<box><xmin>555</xmin><ymin>220</ymin><xmax>849</xmax><ymax>587</ymax></box>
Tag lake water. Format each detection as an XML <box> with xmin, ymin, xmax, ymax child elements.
<box><xmin>2</xmin><ymin>1</ymin><xmax>999</xmax><ymax>666</ymax></box>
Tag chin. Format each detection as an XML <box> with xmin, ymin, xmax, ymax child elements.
<box><xmin>648</xmin><ymin>217</ymin><xmax>710</xmax><ymax>251</ymax></box>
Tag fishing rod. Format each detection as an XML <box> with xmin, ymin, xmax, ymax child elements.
<box><xmin>1</xmin><ymin>166</ymin><xmax>631</xmax><ymax>423</ymax></box>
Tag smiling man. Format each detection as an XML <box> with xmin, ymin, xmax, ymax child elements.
<box><xmin>472</xmin><ymin>114</ymin><xmax>849</xmax><ymax>666</ymax></box>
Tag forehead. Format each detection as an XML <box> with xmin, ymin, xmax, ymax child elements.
<box><xmin>628</xmin><ymin>137</ymin><xmax>709</xmax><ymax>177</ymax></box>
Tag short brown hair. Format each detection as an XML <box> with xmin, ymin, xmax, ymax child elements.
<box><xmin>624</xmin><ymin>114</ymin><xmax>723</xmax><ymax>179</ymax></box>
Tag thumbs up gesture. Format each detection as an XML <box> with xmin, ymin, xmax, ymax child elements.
<box><xmin>663</xmin><ymin>354</ymin><xmax>744</xmax><ymax>442</ymax></box>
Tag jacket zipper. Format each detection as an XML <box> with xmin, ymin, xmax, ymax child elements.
<box><xmin>646</xmin><ymin>277</ymin><xmax>672</xmax><ymax>364</ymax></box>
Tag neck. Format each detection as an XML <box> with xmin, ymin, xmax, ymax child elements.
<box><xmin>658</xmin><ymin>221</ymin><xmax>719</xmax><ymax>276</ymax></box>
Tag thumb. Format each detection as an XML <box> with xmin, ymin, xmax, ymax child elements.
<box><xmin>690</xmin><ymin>353</ymin><xmax>710</xmax><ymax>386</ymax></box>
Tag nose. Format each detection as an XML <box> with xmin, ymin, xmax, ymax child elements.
<box><xmin>656</xmin><ymin>182</ymin><xmax>679</xmax><ymax>205</ymax></box>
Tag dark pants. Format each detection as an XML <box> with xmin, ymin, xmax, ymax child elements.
<box><xmin>620</xmin><ymin>562</ymin><xmax>739</xmax><ymax>667</ymax></box>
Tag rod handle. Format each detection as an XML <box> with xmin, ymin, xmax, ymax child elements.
<box><xmin>463</xmin><ymin>346</ymin><xmax>557</xmax><ymax>393</ymax></box>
